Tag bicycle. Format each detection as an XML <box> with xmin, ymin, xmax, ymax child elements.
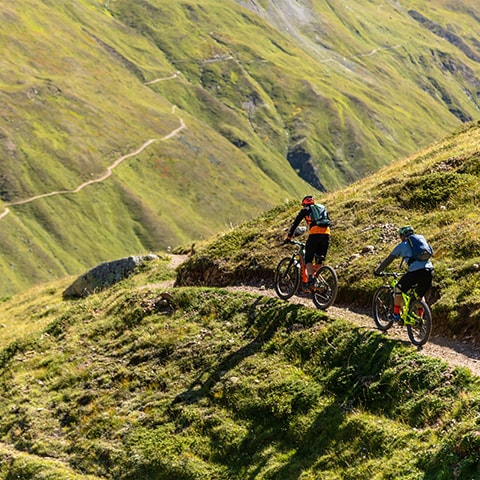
<box><xmin>274</xmin><ymin>239</ymin><xmax>338</xmax><ymax>310</ymax></box>
<box><xmin>372</xmin><ymin>272</ymin><xmax>432</xmax><ymax>346</ymax></box>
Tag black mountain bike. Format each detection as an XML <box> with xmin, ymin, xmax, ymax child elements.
<box><xmin>274</xmin><ymin>240</ymin><xmax>338</xmax><ymax>310</ymax></box>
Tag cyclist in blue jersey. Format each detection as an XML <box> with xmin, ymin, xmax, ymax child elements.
<box><xmin>374</xmin><ymin>225</ymin><xmax>433</xmax><ymax>321</ymax></box>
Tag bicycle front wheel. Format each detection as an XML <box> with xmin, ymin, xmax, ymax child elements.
<box><xmin>372</xmin><ymin>286</ymin><xmax>394</xmax><ymax>331</ymax></box>
<box><xmin>312</xmin><ymin>265</ymin><xmax>338</xmax><ymax>310</ymax></box>
<box><xmin>274</xmin><ymin>257</ymin><xmax>301</xmax><ymax>300</ymax></box>
<box><xmin>407</xmin><ymin>299</ymin><xmax>432</xmax><ymax>346</ymax></box>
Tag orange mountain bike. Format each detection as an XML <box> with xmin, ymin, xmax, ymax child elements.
<box><xmin>274</xmin><ymin>239</ymin><xmax>338</xmax><ymax>310</ymax></box>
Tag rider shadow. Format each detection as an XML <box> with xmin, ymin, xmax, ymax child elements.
<box><xmin>172</xmin><ymin>297</ymin><xmax>309</xmax><ymax>405</ymax></box>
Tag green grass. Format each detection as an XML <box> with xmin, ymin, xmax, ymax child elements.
<box><xmin>1</xmin><ymin>0</ymin><xmax>480</xmax><ymax>296</ymax></box>
<box><xmin>2</xmin><ymin>2</ymin><xmax>480</xmax><ymax>475</ymax></box>
<box><xmin>1</xmin><ymin>257</ymin><xmax>480</xmax><ymax>478</ymax></box>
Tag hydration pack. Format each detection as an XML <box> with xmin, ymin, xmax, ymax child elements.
<box><xmin>407</xmin><ymin>234</ymin><xmax>433</xmax><ymax>264</ymax></box>
<box><xmin>309</xmin><ymin>203</ymin><xmax>330</xmax><ymax>227</ymax></box>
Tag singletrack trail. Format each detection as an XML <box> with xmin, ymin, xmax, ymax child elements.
<box><xmin>165</xmin><ymin>254</ymin><xmax>480</xmax><ymax>377</ymax></box>
<box><xmin>228</xmin><ymin>285</ymin><xmax>480</xmax><ymax>376</ymax></box>
<box><xmin>0</xmin><ymin>103</ymin><xmax>185</xmax><ymax>220</ymax></box>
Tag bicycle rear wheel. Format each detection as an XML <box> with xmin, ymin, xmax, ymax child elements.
<box><xmin>312</xmin><ymin>265</ymin><xmax>338</xmax><ymax>310</ymax></box>
<box><xmin>407</xmin><ymin>299</ymin><xmax>432</xmax><ymax>346</ymax></box>
<box><xmin>274</xmin><ymin>257</ymin><xmax>301</xmax><ymax>300</ymax></box>
<box><xmin>372</xmin><ymin>286</ymin><xmax>394</xmax><ymax>330</ymax></box>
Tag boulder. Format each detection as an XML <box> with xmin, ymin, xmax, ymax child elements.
<box><xmin>63</xmin><ymin>254</ymin><xmax>158</xmax><ymax>298</ymax></box>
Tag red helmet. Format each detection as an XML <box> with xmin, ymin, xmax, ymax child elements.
<box><xmin>302</xmin><ymin>195</ymin><xmax>315</xmax><ymax>206</ymax></box>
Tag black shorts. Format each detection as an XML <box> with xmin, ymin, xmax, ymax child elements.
<box><xmin>397</xmin><ymin>269</ymin><xmax>434</xmax><ymax>298</ymax></box>
<box><xmin>305</xmin><ymin>234</ymin><xmax>330</xmax><ymax>264</ymax></box>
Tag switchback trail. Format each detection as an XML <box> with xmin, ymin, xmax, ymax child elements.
<box><xmin>0</xmin><ymin>107</ymin><xmax>185</xmax><ymax>220</ymax></box>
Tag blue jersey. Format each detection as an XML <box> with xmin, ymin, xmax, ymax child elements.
<box><xmin>391</xmin><ymin>241</ymin><xmax>433</xmax><ymax>271</ymax></box>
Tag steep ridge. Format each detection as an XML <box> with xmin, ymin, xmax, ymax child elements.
<box><xmin>1</xmin><ymin>254</ymin><xmax>480</xmax><ymax>478</ymax></box>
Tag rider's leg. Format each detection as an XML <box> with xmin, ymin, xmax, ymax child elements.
<box><xmin>393</xmin><ymin>285</ymin><xmax>403</xmax><ymax>315</ymax></box>
<box><xmin>306</xmin><ymin>262</ymin><xmax>314</xmax><ymax>283</ymax></box>
<box><xmin>304</xmin><ymin>237</ymin><xmax>316</xmax><ymax>285</ymax></box>
<box><xmin>414</xmin><ymin>269</ymin><xmax>434</xmax><ymax>299</ymax></box>
<box><xmin>396</xmin><ymin>271</ymin><xmax>418</xmax><ymax>315</ymax></box>
<box><xmin>306</xmin><ymin>234</ymin><xmax>330</xmax><ymax>285</ymax></box>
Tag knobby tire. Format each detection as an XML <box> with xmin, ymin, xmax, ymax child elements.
<box><xmin>274</xmin><ymin>256</ymin><xmax>300</xmax><ymax>300</ymax></box>
<box><xmin>312</xmin><ymin>265</ymin><xmax>338</xmax><ymax>310</ymax></box>
<box><xmin>372</xmin><ymin>285</ymin><xmax>394</xmax><ymax>331</ymax></box>
<box><xmin>407</xmin><ymin>299</ymin><xmax>432</xmax><ymax>346</ymax></box>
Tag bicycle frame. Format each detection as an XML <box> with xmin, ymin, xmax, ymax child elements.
<box><xmin>274</xmin><ymin>239</ymin><xmax>338</xmax><ymax>309</ymax></box>
<box><xmin>372</xmin><ymin>271</ymin><xmax>432</xmax><ymax>346</ymax></box>
<box><xmin>386</xmin><ymin>275</ymin><xmax>422</xmax><ymax>326</ymax></box>
<box><xmin>289</xmin><ymin>240</ymin><xmax>322</xmax><ymax>282</ymax></box>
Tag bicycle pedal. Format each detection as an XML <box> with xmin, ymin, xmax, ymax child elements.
<box><xmin>302</xmin><ymin>282</ymin><xmax>314</xmax><ymax>293</ymax></box>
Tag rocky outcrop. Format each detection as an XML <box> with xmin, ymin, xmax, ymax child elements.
<box><xmin>63</xmin><ymin>254</ymin><xmax>158</xmax><ymax>298</ymax></box>
<box><xmin>287</xmin><ymin>145</ymin><xmax>326</xmax><ymax>192</ymax></box>
<box><xmin>408</xmin><ymin>10</ymin><xmax>480</xmax><ymax>63</ymax></box>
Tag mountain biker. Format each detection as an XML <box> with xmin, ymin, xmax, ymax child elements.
<box><xmin>285</xmin><ymin>195</ymin><xmax>331</xmax><ymax>291</ymax></box>
<box><xmin>374</xmin><ymin>225</ymin><xmax>434</xmax><ymax>321</ymax></box>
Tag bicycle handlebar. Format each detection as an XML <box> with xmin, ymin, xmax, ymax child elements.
<box><xmin>283</xmin><ymin>239</ymin><xmax>305</xmax><ymax>247</ymax></box>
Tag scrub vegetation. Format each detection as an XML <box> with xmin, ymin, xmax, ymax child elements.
<box><xmin>1</xmin><ymin>4</ymin><xmax>480</xmax><ymax>474</ymax></box>
<box><xmin>1</xmin><ymin>121</ymin><xmax>480</xmax><ymax>477</ymax></box>
<box><xmin>177</xmin><ymin>120</ymin><xmax>480</xmax><ymax>340</ymax></box>
<box><xmin>1</xmin><ymin>254</ymin><xmax>480</xmax><ymax>479</ymax></box>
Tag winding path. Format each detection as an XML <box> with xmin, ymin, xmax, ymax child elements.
<box><xmin>230</xmin><ymin>285</ymin><xmax>480</xmax><ymax>376</ymax></box>
<box><xmin>0</xmin><ymin>103</ymin><xmax>185</xmax><ymax>220</ymax></box>
<box><xmin>158</xmin><ymin>255</ymin><xmax>480</xmax><ymax>377</ymax></box>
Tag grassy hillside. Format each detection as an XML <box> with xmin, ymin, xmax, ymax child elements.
<box><xmin>177</xmin><ymin>120</ymin><xmax>480</xmax><ymax>341</ymax></box>
<box><xmin>1</xmin><ymin>0</ymin><xmax>479</xmax><ymax>296</ymax></box>
<box><xmin>1</xmin><ymin>258</ymin><xmax>480</xmax><ymax>479</ymax></box>
<box><xmin>0</xmin><ymin>0</ymin><xmax>311</xmax><ymax>295</ymax></box>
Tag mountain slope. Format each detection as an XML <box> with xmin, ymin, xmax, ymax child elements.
<box><xmin>177</xmin><ymin>120</ymin><xmax>480</xmax><ymax>342</ymax></box>
<box><xmin>0</xmin><ymin>261</ymin><xmax>480</xmax><ymax>479</ymax></box>
<box><xmin>1</xmin><ymin>0</ymin><xmax>480</xmax><ymax>295</ymax></box>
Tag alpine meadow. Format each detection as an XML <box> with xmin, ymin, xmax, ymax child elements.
<box><xmin>2</xmin><ymin>1</ymin><xmax>480</xmax><ymax>479</ymax></box>
<box><xmin>1</xmin><ymin>0</ymin><xmax>480</xmax><ymax>294</ymax></box>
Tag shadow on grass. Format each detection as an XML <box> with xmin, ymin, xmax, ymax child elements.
<box><xmin>171</xmin><ymin>297</ymin><xmax>316</xmax><ymax>405</ymax></box>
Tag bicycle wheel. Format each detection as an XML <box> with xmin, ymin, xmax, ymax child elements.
<box><xmin>312</xmin><ymin>265</ymin><xmax>338</xmax><ymax>310</ymax></box>
<box><xmin>274</xmin><ymin>257</ymin><xmax>301</xmax><ymax>300</ymax></box>
<box><xmin>372</xmin><ymin>286</ymin><xmax>394</xmax><ymax>330</ymax></box>
<box><xmin>407</xmin><ymin>299</ymin><xmax>432</xmax><ymax>346</ymax></box>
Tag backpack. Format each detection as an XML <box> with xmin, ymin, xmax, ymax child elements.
<box><xmin>309</xmin><ymin>203</ymin><xmax>331</xmax><ymax>227</ymax></box>
<box><xmin>407</xmin><ymin>234</ymin><xmax>433</xmax><ymax>264</ymax></box>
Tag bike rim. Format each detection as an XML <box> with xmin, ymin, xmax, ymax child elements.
<box><xmin>313</xmin><ymin>266</ymin><xmax>338</xmax><ymax>309</ymax></box>
<box><xmin>373</xmin><ymin>286</ymin><xmax>394</xmax><ymax>330</ymax></box>
<box><xmin>407</xmin><ymin>300</ymin><xmax>431</xmax><ymax>346</ymax></box>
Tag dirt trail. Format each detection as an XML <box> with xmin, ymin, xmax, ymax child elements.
<box><xmin>229</xmin><ymin>285</ymin><xmax>480</xmax><ymax>376</ymax></box>
<box><xmin>167</xmin><ymin>254</ymin><xmax>480</xmax><ymax>376</ymax></box>
<box><xmin>0</xmin><ymin>102</ymin><xmax>185</xmax><ymax>220</ymax></box>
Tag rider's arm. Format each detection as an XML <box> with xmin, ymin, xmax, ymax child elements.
<box><xmin>374</xmin><ymin>254</ymin><xmax>396</xmax><ymax>275</ymax></box>
<box><xmin>287</xmin><ymin>209</ymin><xmax>307</xmax><ymax>238</ymax></box>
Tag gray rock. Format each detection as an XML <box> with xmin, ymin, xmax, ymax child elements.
<box><xmin>63</xmin><ymin>254</ymin><xmax>158</xmax><ymax>298</ymax></box>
